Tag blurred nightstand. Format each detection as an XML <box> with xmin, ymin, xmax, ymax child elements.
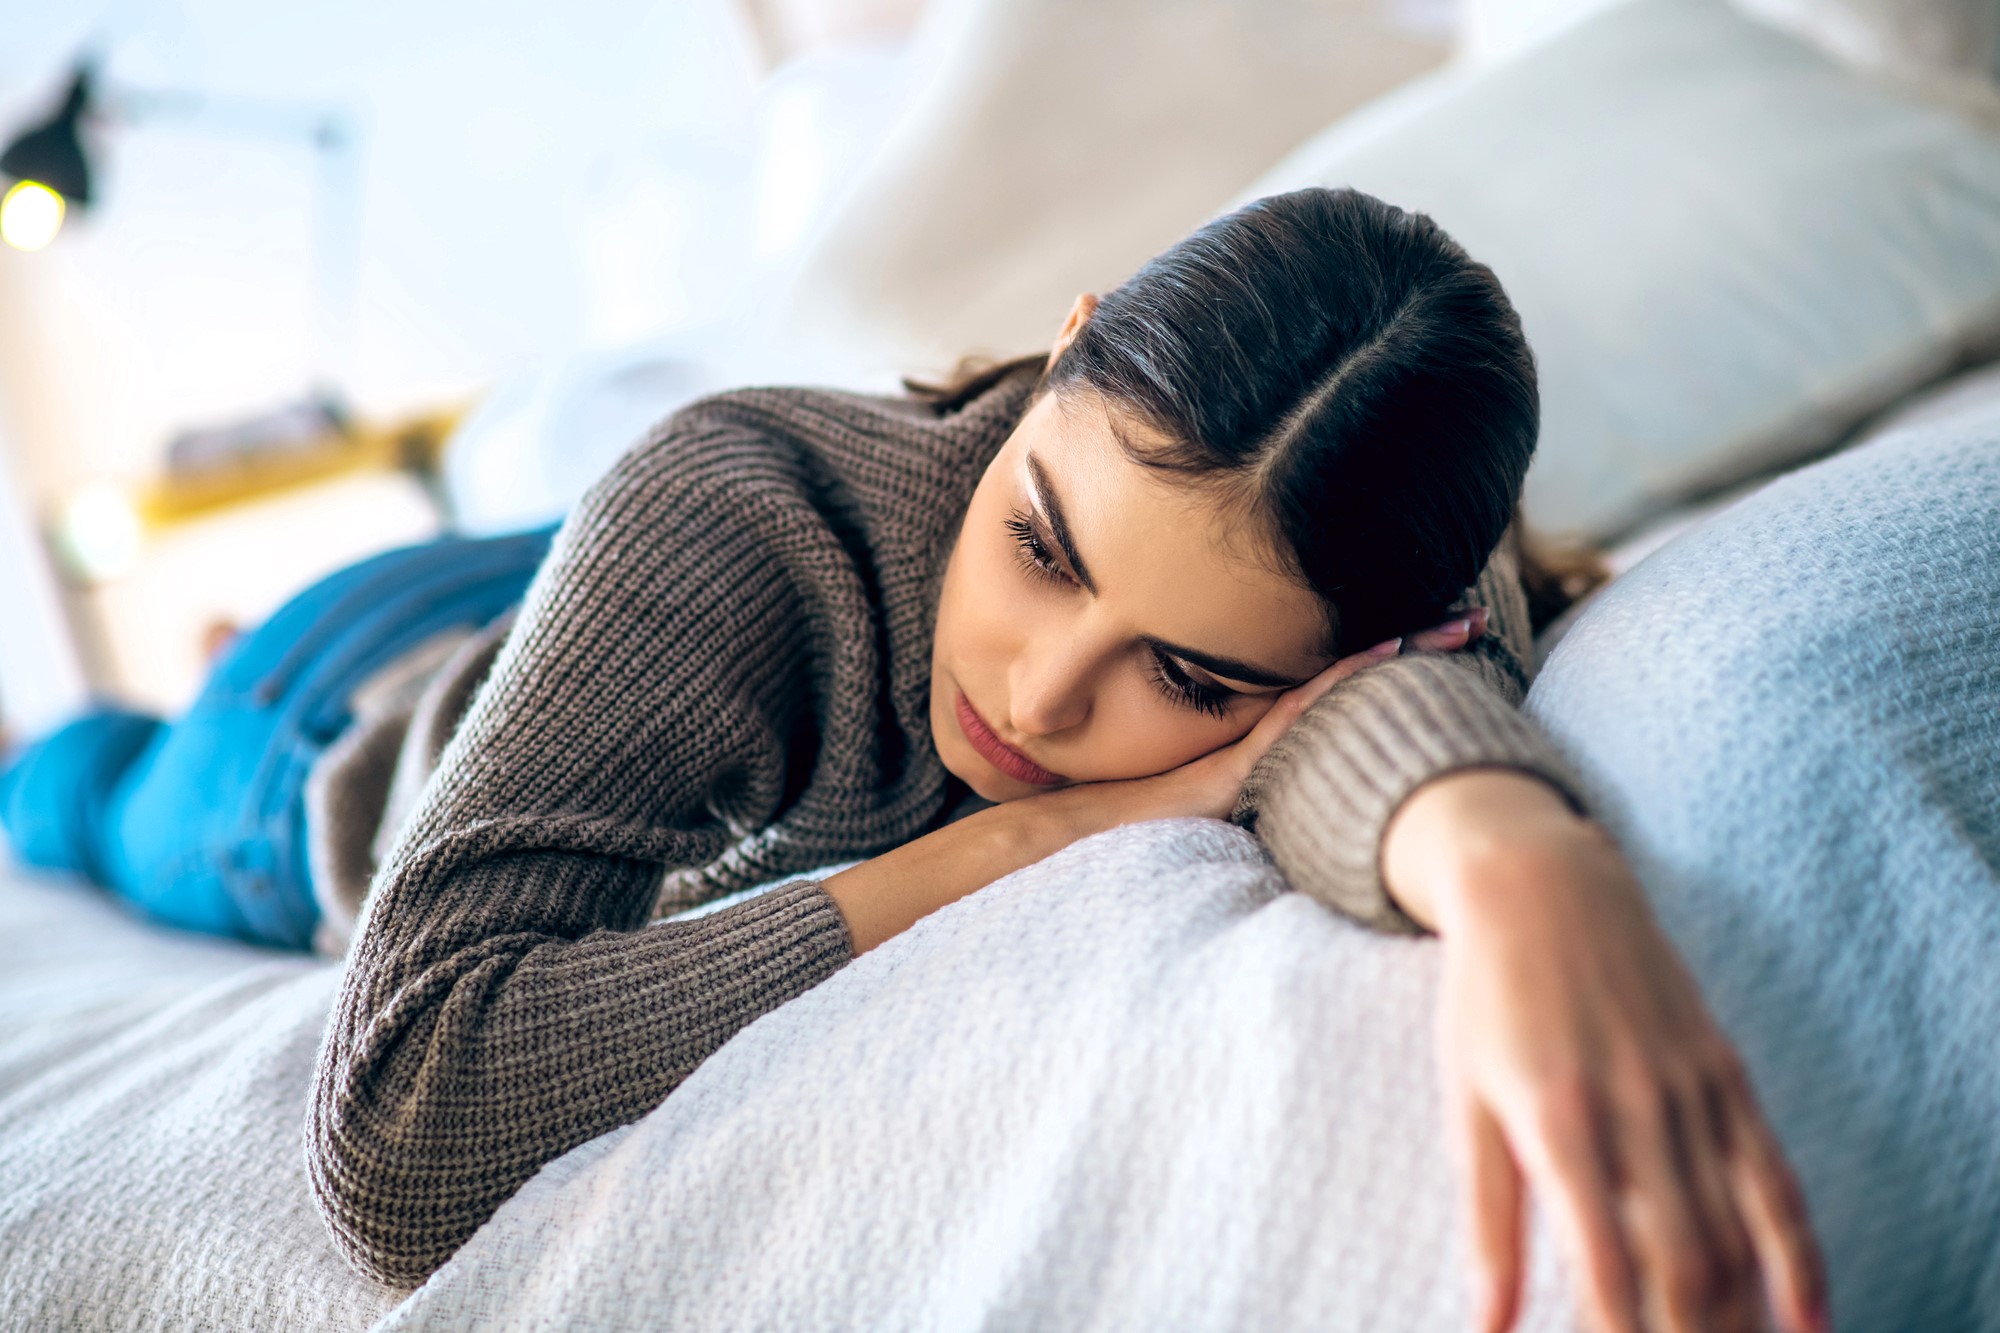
<box><xmin>0</xmin><ymin>427</ymin><xmax>90</xmax><ymax>740</ymax></box>
<box><xmin>75</xmin><ymin>469</ymin><xmax>445</xmax><ymax>714</ymax></box>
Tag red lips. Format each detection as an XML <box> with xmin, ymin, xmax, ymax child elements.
<box><xmin>953</xmin><ymin>691</ymin><xmax>1068</xmax><ymax>787</ymax></box>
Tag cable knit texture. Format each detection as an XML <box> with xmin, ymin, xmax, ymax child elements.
<box><xmin>306</xmin><ymin>364</ymin><xmax>1581</xmax><ymax>1286</ymax></box>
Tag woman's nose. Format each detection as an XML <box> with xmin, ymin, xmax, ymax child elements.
<box><xmin>1009</xmin><ymin>645</ymin><xmax>1093</xmax><ymax>738</ymax></box>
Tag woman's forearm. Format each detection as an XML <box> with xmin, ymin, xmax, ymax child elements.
<box><xmin>824</xmin><ymin>785</ymin><xmax>1123</xmax><ymax>953</ymax></box>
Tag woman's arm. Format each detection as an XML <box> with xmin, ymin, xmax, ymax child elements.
<box><xmin>1229</xmin><ymin>535</ymin><xmax>1827</xmax><ymax>1332</ymax></box>
<box><xmin>1384</xmin><ymin>771</ymin><xmax>1829</xmax><ymax>1333</ymax></box>
<box><xmin>825</xmin><ymin>632</ymin><xmax>1429</xmax><ymax>951</ymax></box>
<box><xmin>310</xmin><ymin>414</ymin><xmax>868</xmax><ymax>1287</ymax></box>
<box><xmin>826</xmin><ymin>791</ymin><xmax>1093</xmax><ymax>954</ymax></box>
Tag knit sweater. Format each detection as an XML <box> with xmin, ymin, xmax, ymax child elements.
<box><xmin>305</xmin><ymin>363</ymin><xmax>1584</xmax><ymax>1287</ymax></box>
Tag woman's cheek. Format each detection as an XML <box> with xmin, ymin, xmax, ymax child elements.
<box><xmin>1086</xmin><ymin>683</ymin><xmax>1258</xmax><ymax>779</ymax></box>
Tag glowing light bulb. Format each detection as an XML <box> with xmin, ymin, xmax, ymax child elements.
<box><xmin>58</xmin><ymin>484</ymin><xmax>144</xmax><ymax>580</ymax></box>
<box><xmin>1</xmin><ymin>180</ymin><xmax>67</xmax><ymax>251</ymax></box>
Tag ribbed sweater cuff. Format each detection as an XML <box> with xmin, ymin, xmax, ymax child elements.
<box><xmin>671</xmin><ymin>877</ymin><xmax>857</xmax><ymax>1005</ymax></box>
<box><xmin>1238</xmin><ymin>653</ymin><xmax>1588</xmax><ymax>935</ymax></box>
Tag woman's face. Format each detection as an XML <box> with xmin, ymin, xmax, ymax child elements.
<box><xmin>930</xmin><ymin>382</ymin><xmax>1334</xmax><ymax>803</ymax></box>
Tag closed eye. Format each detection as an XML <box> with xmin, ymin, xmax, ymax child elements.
<box><xmin>1148</xmin><ymin>649</ymin><xmax>1237</xmax><ymax>719</ymax></box>
<box><xmin>1006</xmin><ymin>508</ymin><xmax>1074</xmax><ymax>588</ymax></box>
<box><xmin>1008</xmin><ymin>507</ymin><xmax>1235</xmax><ymax>717</ymax></box>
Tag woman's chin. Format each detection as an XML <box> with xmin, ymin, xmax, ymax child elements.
<box><xmin>943</xmin><ymin>751</ymin><xmax>1026</xmax><ymax>803</ymax></box>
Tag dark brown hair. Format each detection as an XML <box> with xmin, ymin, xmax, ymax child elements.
<box><xmin>910</xmin><ymin>188</ymin><xmax>1605</xmax><ymax>647</ymax></box>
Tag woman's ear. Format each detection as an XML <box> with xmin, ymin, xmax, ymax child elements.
<box><xmin>1050</xmin><ymin>293</ymin><xmax>1100</xmax><ymax>363</ymax></box>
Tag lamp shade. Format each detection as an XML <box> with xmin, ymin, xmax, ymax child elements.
<box><xmin>1</xmin><ymin>67</ymin><xmax>95</xmax><ymax>207</ymax></box>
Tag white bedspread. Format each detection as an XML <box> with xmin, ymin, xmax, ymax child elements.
<box><xmin>0</xmin><ymin>864</ymin><xmax>401</xmax><ymax>1331</ymax></box>
<box><xmin>2</xmin><ymin>824</ymin><xmax>1577</xmax><ymax>1332</ymax></box>
<box><xmin>381</xmin><ymin>820</ymin><xmax>1573</xmax><ymax>1332</ymax></box>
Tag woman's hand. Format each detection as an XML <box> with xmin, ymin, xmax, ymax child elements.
<box><xmin>1384</xmin><ymin>771</ymin><xmax>1830</xmax><ymax>1333</ymax></box>
<box><xmin>1101</xmin><ymin>608</ymin><xmax>1491</xmax><ymax>825</ymax></box>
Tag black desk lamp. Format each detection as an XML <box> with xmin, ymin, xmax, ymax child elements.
<box><xmin>0</xmin><ymin>65</ymin><xmax>95</xmax><ymax>250</ymax></box>
<box><xmin>1</xmin><ymin>56</ymin><xmax>359</xmax><ymax>395</ymax></box>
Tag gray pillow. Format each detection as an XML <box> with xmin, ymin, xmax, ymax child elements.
<box><xmin>1525</xmin><ymin>405</ymin><xmax>2000</xmax><ymax>1328</ymax></box>
<box><xmin>1468</xmin><ymin>0</ymin><xmax>2000</xmax><ymax>84</ymax></box>
<box><xmin>1243</xmin><ymin>0</ymin><xmax>2000</xmax><ymax>541</ymax></box>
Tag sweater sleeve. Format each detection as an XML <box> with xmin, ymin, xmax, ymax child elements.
<box><xmin>1232</xmin><ymin>531</ymin><xmax>1591</xmax><ymax>934</ymax></box>
<box><xmin>306</xmin><ymin>416</ymin><xmax>857</xmax><ymax>1288</ymax></box>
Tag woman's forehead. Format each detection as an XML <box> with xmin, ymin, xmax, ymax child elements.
<box><xmin>1012</xmin><ymin>392</ymin><xmax>1332</xmax><ymax>678</ymax></box>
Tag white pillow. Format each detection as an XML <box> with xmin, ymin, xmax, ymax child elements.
<box><xmin>371</xmin><ymin>822</ymin><xmax>1582</xmax><ymax>1331</ymax></box>
<box><xmin>1245</xmin><ymin>0</ymin><xmax>2000</xmax><ymax>540</ymax></box>
<box><xmin>1458</xmin><ymin>0</ymin><xmax>1625</xmax><ymax>63</ymax></box>
<box><xmin>439</xmin><ymin>337</ymin><xmax>734</xmax><ymax>537</ymax></box>
<box><xmin>773</xmin><ymin>0</ymin><xmax>1451</xmax><ymax>383</ymax></box>
<box><xmin>1867</xmin><ymin>355</ymin><xmax>2000</xmax><ymax>433</ymax></box>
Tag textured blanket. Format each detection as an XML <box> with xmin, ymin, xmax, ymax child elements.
<box><xmin>0</xmin><ymin>867</ymin><xmax>401</xmax><ymax>1330</ymax></box>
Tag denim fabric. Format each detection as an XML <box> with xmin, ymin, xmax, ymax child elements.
<box><xmin>0</xmin><ymin>523</ymin><xmax>558</xmax><ymax>949</ymax></box>
<box><xmin>0</xmin><ymin>707</ymin><xmax>164</xmax><ymax>883</ymax></box>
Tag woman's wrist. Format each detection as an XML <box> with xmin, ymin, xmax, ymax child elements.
<box><xmin>825</xmin><ymin>780</ymin><xmax>1142</xmax><ymax>954</ymax></box>
<box><xmin>1380</xmin><ymin>767</ymin><xmax>1599</xmax><ymax>935</ymax></box>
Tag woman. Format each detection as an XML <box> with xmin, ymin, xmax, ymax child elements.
<box><xmin>16</xmin><ymin>187</ymin><xmax>1823</xmax><ymax>1331</ymax></box>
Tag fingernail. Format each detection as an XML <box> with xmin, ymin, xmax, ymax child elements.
<box><xmin>1469</xmin><ymin>606</ymin><xmax>1490</xmax><ymax>632</ymax></box>
<box><xmin>1367</xmin><ymin>637</ymin><xmax>1403</xmax><ymax>658</ymax></box>
<box><xmin>1439</xmin><ymin>618</ymin><xmax>1471</xmax><ymax>637</ymax></box>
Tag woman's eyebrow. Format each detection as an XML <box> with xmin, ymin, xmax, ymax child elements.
<box><xmin>1025</xmin><ymin>451</ymin><xmax>1306</xmax><ymax>691</ymax></box>
<box><xmin>1025</xmin><ymin>452</ymin><xmax>1097</xmax><ymax>594</ymax></box>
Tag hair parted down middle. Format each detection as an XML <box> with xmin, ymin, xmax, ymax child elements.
<box><xmin>911</xmin><ymin>187</ymin><xmax>1606</xmax><ymax>646</ymax></box>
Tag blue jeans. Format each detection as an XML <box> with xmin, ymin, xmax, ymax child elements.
<box><xmin>0</xmin><ymin>522</ymin><xmax>558</xmax><ymax>950</ymax></box>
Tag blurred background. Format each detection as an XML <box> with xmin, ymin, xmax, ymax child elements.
<box><xmin>2</xmin><ymin>0</ymin><xmax>1996</xmax><ymax>737</ymax></box>
<box><xmin>0</xmin><ymin>0</ymin><xmax>1453</xmax><ymax>726</ymax></box>
<box><xmin>0</xmin><ymin>0</ymin><xmax>874</xmax><ymax>724</ymax></box>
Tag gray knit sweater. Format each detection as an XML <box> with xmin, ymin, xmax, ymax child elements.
<box><xmin>305</xmin><ymin>363</ymin><xmax>1582</xmax><ymax>1286</ymax></box>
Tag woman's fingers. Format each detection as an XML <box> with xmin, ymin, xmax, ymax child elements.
<box><xmin>1613</xmin><ymin>1073</ymin><xmax>1763</xmax><ymax>1332</ymax></box>
<box><xmin>1406</xmin><ymin>605</ymin><xmax>1490</xmax><ymax>655</ymax></box>
<box><xmin>1291</xmin><ymin>606</ymin><xmax>1487</xmax><ymax>725</ymax></box>
<box><xmin>1453</xmin><ymin>1091</ymin><xmax>1526</xmax><ymax>1333</ymax></box>
<box><xmin>1231</xmin><ymin>607</ymin><xmax>1490</xmax><ymax>792</ymax></box>
<box><xmin>1508</xmin><ymin>1085</ymin><xmax>1645</xmax><ymax>1333</ymax></box>
<box><xmin>1675</xmin><ymin>1076</ymin><xmax>1767</xmax><ymax>1332</ymax></box>
<box><xmin>1247</xmin><ymin>654</ymin><xmax>1368</xmax><ymax>747</ymax></box>
<box><xmin>1218</xmin><ymin>649</ymin><xmax>1378</xmax><ymax>785</ymax></box>
<box><xmin>1717</xmin><ymin>1069</ymin><xmax>1830</xmax><ymax>1333</ymax></box>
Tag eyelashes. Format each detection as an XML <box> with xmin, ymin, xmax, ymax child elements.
<box><xmin>1004</xmin><ymin>510</ymin><xmax>1064</xmax><ymax>586</ymax></box>
<box><xmin>1003</xmin><ymin>506</ymin><xmax>1236</xmax><ymax>721</ymax></box>
<box><xmin>1147</xmin><ymin>652</ymin><xmax>1234</xmax><ymax>720</ymax></box>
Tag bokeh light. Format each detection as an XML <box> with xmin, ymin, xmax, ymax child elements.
<box><xmin>1</xmin><ymin>180</ymin><xmax>66</xmax><ymax>251</ymax></box>
<box><xmin>57</xmin><ymin>484</ymin><xmax>144</xmax><ymax>580</ymax></box>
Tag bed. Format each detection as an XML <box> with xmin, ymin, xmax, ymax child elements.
<box><xmin>6</xmin><ymin>392</ymin><xmax>1999</xmax><ymax>1330</ymax></box>
<box><xmin>5</xmin><ymin>0</ymin><xmax>2000</xmax><ymax>1327</ymax></box>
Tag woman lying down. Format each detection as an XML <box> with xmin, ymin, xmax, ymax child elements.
<box><xmin>12</xmin><ymin>187</ymin><xmax>1828</xmax><ymax>1331</ymax></box>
